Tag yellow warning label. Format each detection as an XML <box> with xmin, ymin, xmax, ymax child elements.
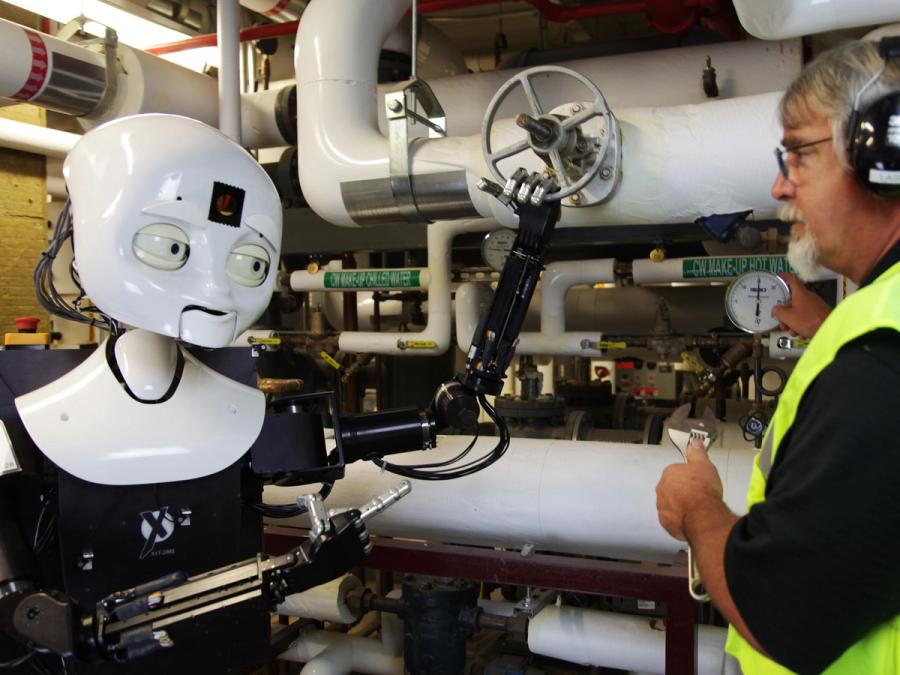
<box><xmin>251</xmin><ymin>337</ymin><xmax>281</xmax><ymax>346</ymax></box>
<box><xmin>320</xmin><ymin>351</ymin><xmax>342</xmax><ymax>370</ymax></box>
<box><xmin>405</xmin><ymin>340</ymin><xmax>438</xmax><ymax>349</ymax></box>
<box><xmin>592</xmin><ymin>341</ymin><xmax>627</xmax><ymax>350</ymax></box>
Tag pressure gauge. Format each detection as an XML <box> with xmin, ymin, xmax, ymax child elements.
<box><xmin>481</xmin><ymin>228</ymin><xmax>517</xmax><ymax>272</ymax></box>
<box><xmin>725</xmin><ymin>271</ymin><xmax>791</xmax><ymax>333</ymax></box>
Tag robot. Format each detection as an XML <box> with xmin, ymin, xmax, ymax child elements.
<box><xmin>0</xmin><ymin>113</ymin><xmax>562</xmax><ymax>673</ymax></box>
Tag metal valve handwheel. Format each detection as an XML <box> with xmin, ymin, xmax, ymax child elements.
<box><xmin>481</xmin><ymin>65</ymin><xmax>615</xmax><ymax>202</ymax></box>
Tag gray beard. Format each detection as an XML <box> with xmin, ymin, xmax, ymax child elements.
<box><xmin>787</xmin><ymin>227</ymin><xmax>821</xmax><ymax>282</ymax></box>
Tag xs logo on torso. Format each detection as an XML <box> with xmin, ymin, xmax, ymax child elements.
<box><xmin>139</xmin><ymin>507</ymin><xmax>176</xmax><ymax>559</ymax></box>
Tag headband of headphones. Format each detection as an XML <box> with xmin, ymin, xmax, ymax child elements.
<box><xmin>848</xmin><ymin>36</ymin><xmax>900</xmax><ymax>198</ymax></box>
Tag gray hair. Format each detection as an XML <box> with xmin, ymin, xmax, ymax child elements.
<box><xmin>780</xmin><ymin>40</ymin><xmax>900</xmax><ymax>168</ymax></box>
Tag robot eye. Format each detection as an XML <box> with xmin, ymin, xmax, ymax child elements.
<box><xmin>227</xmin><ymin>244</ymin><xmax>270</xmax><ymax>287</ymax></box>
<box><xmin>132</xmin><ymin>224</ymin><xmax>190</xmax><ymax>271</ymax></box>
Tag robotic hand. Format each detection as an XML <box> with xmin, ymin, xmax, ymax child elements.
<box><xmin>3</xmin><ymin>482</ymin><xmax>410</xmax><ymax>663</ymax></box>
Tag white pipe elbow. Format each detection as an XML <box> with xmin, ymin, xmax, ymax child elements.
<box><xmin>540</xmin><ymin>260</ymin><xmax>616</xmax><ymax>336</ymax></box>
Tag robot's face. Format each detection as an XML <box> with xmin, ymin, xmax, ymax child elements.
<box><xmin>63</xmin><ymin>115</ymin><xmax>282</xmax><ymax>347</ymax></box>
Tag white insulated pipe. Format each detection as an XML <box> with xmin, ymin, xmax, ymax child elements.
<box><xmin>266</xmin><ymin>436</ymin><xmax>756</xmax><ymax>564</ymax></box>
<box><xmin>378</xmin><ymin>38</ymin><xmax>803</xmax><ymax>139</ymax></box>
<box><xmin>528</xmin><ymin>606</ymin><xmax>734</xmax><ymax>675</ymax></box>
<box><xmin>277</xmin><ymin>575</ymin><xmax>361</xmax><ymax>623</ymax></box>
<box><xmin>732</xmin><ymin>0</ymin><xmax>900</xmax><ymax>40</ymax></box>
<box><xmin>0</xmin><ymin>18</ymin><xmax>106</xmax><ymax>117</ymax></box>
<box><xmin>0</xmin><ymin>18</ymin><xmax>290</xmax><ymax>148</ymax></box>
<box><xmin>241</xmin><ymin>0</ymin><xmax>308</xmax><ymax>22</ymax></box>
<box><xmin>456</xmin><ymin>260</ymin><xmax>618</xmax><ymax>357</ymax></box>
<box><xmin>296</xmin><ymin>0</ymin><xmax>784</xmax><ymax>229</ymax></box>
<box><xmin>0</xmin><ymin>118</ymin><xmax>78</xmax><ymax>158</ymax></box>
<box><xmin>217</xmin><ymin>0</ymin><xmax>242</xmax><ymax>143</ymax></box>
<box><xmin>632</xmin><ymin>254</ymin><xmax>838</xmax><ymax>285</ymax></box>
<box><xmin>337</xmin><ymin>219</ymin><xmax>490</xmax><ymax>355</ymax></box>
<box><xmin>291</xmin><ymin>268</ymin><xmax>430</xmax><ymax>292</ymax></box>
<box><xmin>279</xmin><ymin>629</ymin><xmax>404</xmax><ymax>675</ymax></box>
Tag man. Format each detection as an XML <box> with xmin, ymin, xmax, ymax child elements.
<box><xmin>656</xmin><ymin>40</ymin><xmax>900</xmax><ymax>673</ymax></box>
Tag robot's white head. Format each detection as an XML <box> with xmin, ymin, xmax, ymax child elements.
<box><xmin>62</xmin><ymin>114</ymin><xmax>282</xmax><ymax>348</ymax></box>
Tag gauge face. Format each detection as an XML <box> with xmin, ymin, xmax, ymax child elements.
<box><xmin>725</xmin><ymin>271</ymin><xmax>791</xmax><ymax>333</ymax></box>
<box><xmin>481</xmin><ymin>228</ymin><xmax>517</xmax><ymax>272</ymax></box>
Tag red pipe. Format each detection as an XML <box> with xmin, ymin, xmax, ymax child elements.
<box><xmin>147</xmin><ymin>20</ymin><xmax>299</xmax><ymax>54</ymax></box>
<box><xmin>146</xmin><ymin>0</ymin><xmax>705</xmax><ymax>55</ymax></box>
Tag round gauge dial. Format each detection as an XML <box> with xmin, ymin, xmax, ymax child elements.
<box><xmin>725</xmin><ymin>271</ymin><xmax>791</xmax><ymax>333</ymax></box>
<box><xmin>481</xmin><ymin>228</ymin><xmax>517</xmax><ymax>272</ymax></box>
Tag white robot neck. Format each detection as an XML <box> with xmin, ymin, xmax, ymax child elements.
<box><xmin>112</xmin><ymin>329</ymin><xmax>180</xmax><ymax>402</ymax></box>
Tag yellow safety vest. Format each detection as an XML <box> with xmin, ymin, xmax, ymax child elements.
<box><xmin>725</xmin><ymin>260</ymin><xmax>900</xmax><ymax>674</ymax></box>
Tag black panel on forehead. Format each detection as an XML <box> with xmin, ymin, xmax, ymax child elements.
<box><xmin>208</xmin><ymin>181</ymin><xmax>245</xmax><ymax>227</ymax></box>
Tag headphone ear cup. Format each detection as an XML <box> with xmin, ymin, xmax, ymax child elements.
<box><xmin>851</xmin><ymin>93</ymin><xmax>900</xmax><ymax>198</ymax></box>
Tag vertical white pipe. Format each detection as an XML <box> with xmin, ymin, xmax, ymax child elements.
<box><xmin>217</xmin><ymin>0</ymin><xmax>242</xmax><ymax>143</ymax></box>
<box><xmin>455</xmin><ymin>282</ymin><xmax>492</xmax><ymax>353</ymax></box>
<box><xmin>540</xmin><ymin>259</ymin><xmax>616</xmax><ymax>335</ymax></box>
<box><xmin>337</xmin><ymin>219</ymin><xmax>491</xmax><ymax>354</ymax></box>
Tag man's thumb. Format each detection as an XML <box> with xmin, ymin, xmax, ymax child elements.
<box><xmin>686</xmin><ymin>437</ymin><xmax>709</xmax><ymax>461</ymax></box>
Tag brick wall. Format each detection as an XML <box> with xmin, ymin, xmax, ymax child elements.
<box><xmin>0</xmin><ymin>104</ymin><xmax>49</xmax><ymax>337</ymax></box>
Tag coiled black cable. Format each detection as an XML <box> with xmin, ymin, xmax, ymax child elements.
<box><xmin>371</xmin><ymin>393</ymin><xmax>511</xmax><ymax>481</ymax></box>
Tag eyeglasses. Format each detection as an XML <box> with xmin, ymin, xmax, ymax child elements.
<box><xmin>774</xmin><ymin>137</ymin><xmax>832</xmax><ymax>179</ymax></box>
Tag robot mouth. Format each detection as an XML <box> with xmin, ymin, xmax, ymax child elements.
<box><xmin>179</xmin><ymin>307</ymin><xmax>238</xmax><ymax>348</ymax></box>
<box><xmin>183</xmin><ymin>304</ymin><xmax>228</xmax><ymax>317</ymax></box>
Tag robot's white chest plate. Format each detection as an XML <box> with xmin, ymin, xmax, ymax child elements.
<box><xmin>15</xmin><ymin>345</ymin><xmax>265</xmax><ymax>486</ymax></box>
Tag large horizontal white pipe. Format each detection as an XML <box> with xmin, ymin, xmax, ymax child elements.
<box><xmin>0</xmin><ymin>18</ymin><xmax>106</xmax><ymax>116</ymax></box>
<box><xmin>279</xmin><ymin>628</ymin><xmax>404</xmax><ymax>675</ymax></box>
<box><xmin>266</xmin><ymin>436</ymin><xmax>755</xmax><ymax>564</ymax></box>
<box><xmin>0</xmin><ymin>118</ymin><xmax>79</xmax><ymax>158</ymax></box>
<box><xmin>377</xmin><ymin>38</ymin><xmax>803</xmax><ymax>139</ymax></box>
<box><xmin>732</xmin><ymin>0</ymin><xmax>900</xmax><ymax>40</ymax></box>
<box><xmin>529</xmin><ymin>606</ymin><xmax>735</xmax><ymax>675</ymax></box>
<box><xmin>632</xmin><ymin>254</ymin><xmax>837</xmax><ymax>285</ymax></box>
<box><xmin>0</xmin><ymin>18</ymin><xmax>291</xmax><ymax>148</ymax></box>
<box><xmin>297</xmin><ymin>0</ymin><xmax>784</xmax><ymax>229</ymax></box>
<box><xmin>337</xmin><ymin>219</ymin><xmax>490</xmax><ymax>355</ymax></box>
<box><xmin>291</xmin><ymin>267</ymin><xmax>431</xmax><ymax>292</ymax></box>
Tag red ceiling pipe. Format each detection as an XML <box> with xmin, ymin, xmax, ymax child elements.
<box><xmin>146</xmin><ymin>0</ymin><xmax>708</xmax><ymax>55</ymax></box>
<box><xmin>146</xmin><ymin>20</ymin><xmax>299</xmax><ymax>54</ymax></box>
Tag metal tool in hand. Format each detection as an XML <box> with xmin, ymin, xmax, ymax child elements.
<box><xmin>666</xmin><ymin>403</ymin><xmax>717</xmax><ymax>602</ymax></box>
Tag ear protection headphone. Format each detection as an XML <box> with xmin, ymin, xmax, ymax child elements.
<box><xmin>847</xmin><ymin>36</ymin><xmax>900</xmax><ymax>198</ymax></box>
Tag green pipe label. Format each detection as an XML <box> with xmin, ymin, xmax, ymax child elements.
<box><xmin>682</xmin><ymin>256</ymin><xmax>795</xmax><ymax>279</ymax></box>
<box><xmin>323</xmin><ymin>270</ymin><xmax>421</xmax><ymax>289</ymax></box>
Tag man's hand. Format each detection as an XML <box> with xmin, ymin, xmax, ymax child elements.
<box><xmin>771</xmin><ymin>272</ymin><xmax>831</xmax><ymax>339</ymax></box>
<box><xmin>656</xmin><ymin>438</ymin><xmax>724</xmax><ymax>540</ymax></box>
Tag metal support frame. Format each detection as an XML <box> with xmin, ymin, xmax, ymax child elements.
<box><xmin>265</xmin><ymin>527</ymin><xmax>698</xmax><ymax>675</ymax></box>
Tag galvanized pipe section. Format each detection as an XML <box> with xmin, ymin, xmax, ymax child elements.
<box><xmin>217</xmin><ymin>0</ymin><xmax>242</xmax><ymax>143</ymax></box>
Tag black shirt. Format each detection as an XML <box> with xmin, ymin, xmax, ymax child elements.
<box><xmin>724</xmin><ymin>241</ymin><xmax>900</xmax><ymax>674</ymax></box>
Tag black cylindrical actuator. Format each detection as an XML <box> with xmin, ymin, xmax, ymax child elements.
<box><xmin>340</xmin><ymin>408</ymin><xmax>437</xmax><ymax>464</ymax></box>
